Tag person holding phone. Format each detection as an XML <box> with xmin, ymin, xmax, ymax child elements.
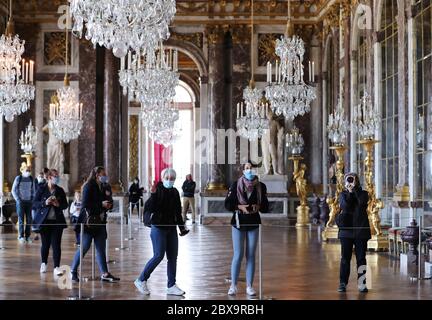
<box><xmin>336</xmin><ymin>173</ymin><xmax>370</xmax><ymax>293</ymax></box>
<box><xmin>33</xmin><ymin>169</ymin><xmax>68</xmax><ymax>276</ymax></box>
<box><xmin>70</xmin><ymin>166</ymin><xmax>119</xmax><ymax>283</ymax></box>
<box><xmin>134</xmin><ymin>168</ymin><xmax>189</xmax><ymax>296</ymax></box>
<box><xmin>224</xmin><ymin>162</ymin><xmax>269</xmax><ymax>296</ymax></box>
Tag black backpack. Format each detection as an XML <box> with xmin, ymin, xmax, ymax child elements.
<box><xmin>143</xmin><ymin>198</ymin><xmax>154</xmax><ymax>227</ymax></box>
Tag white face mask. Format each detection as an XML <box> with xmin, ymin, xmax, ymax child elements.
<box><xmin>22</xmin><ymin>171</ymin><xmax>30</xmax><ymax>178</ymax></box>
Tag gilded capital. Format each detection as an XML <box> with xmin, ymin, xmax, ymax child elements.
<box><xmin>206</xmin><ymin>25</ymin><xmax>225</xmax><ymax>45</ymax></box>
<box><xmin>231</xmin><ymin>24</ymin><xmax>251</xmax><ymax>45</ymax></box>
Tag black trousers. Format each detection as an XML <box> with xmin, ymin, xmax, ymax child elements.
<box><xmin>40</xmin><ymin>223</ymin><xmax>64</xmax><ymax>267</ymax></box>
<box><xmin>339</xmin><ymin>237</ymin><xmax>368</xmax><ymax>285</ymax></box>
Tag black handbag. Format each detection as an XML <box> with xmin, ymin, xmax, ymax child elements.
<box><xmin>83</xmin><ymin>209</ymin><xmax>103</xmax><ymax>233</ymax></box>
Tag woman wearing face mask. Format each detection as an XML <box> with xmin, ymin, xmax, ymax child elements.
<box><xmin>335</xmin><ymin>173</ymin><xmax>370</xmax><ymax>293</ymax></box>
<box><xmin>70</xmin><ymin>166</ymin><xmax>119</xmax><ymax>283</ymax></box>
<box><xmin>33</xmin><ymin>169</ymin><xmax>68</xmax><ymax>276</ymax></box>
<box><xmin>134</xmin><ymin>168</ymin><xmax>189</xmax><ymax>296</ymax></box>
<box><xmin>224</xmin><ymin>162</ymin><xmax>269</xmax><ymax>296</ymax></box>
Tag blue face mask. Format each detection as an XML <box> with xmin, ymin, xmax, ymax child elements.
<box><xmin>99</xmin><ymin>176</ymin><xmax>108</xmax><ymax>184</ymax></box>
<box><xmin>51</xmin><ymin>177</ymin><xmax>60</xmax><ymax>185</ymax></box>
<box><xmin>163</xmin><ymin>180</ymin><xmax>175</xmax><ymax>189</ymax></box>
<box><xmin>243</xmin><ymin>169</ymin><xmax>256</xmax><ymax>181</ymax></box>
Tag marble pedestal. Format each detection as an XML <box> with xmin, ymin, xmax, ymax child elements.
<box><xmin>258</xmin><ymin>175</ymin><xmax>288</xmax><ymax>193</ymax></box>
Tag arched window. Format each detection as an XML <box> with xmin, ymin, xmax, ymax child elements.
<box><xmin>380</xmin><ymin>0</ymin><xmax>399</xmax><ymax>200</ymax></box>
<box><xmin>172</xmin><ymin>82</ymin><xmax>195</xmax><ymax>190</ymax></box>
<box><xmin>414</xmin><ymin>0</ymin><xmax>432</xmax><ymax>202</ymax></box>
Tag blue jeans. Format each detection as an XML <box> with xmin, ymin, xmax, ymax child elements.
<box><xmin>139</xmin><ymin>226</ymin><xmax>178</xmax><ymax>288</ymax></box>
<box><xmin>231</xmin><ymin>227</ymin><xmax>259</xmax><ymax>287</ymax></box>
<box><xmin>16</xmin><ymin>201</ymin><xmax>32</xmax><ymax>238</ymax></box>
<box><xmin>71</xmin><ymin>228</ymin><xmax>108</xmax><ymax>274</ymax></box>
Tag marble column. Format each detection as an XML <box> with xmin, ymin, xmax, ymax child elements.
<box><xmin>103</xmin><ymin>50</ymin><xmax>121</xmax><ymax>190</ymax></box>
<box><xmin>310</xmin><ymin>35</ymin><xmax>323</xmax><ymax>190</ymax></box>
<box><xmin>206</xmin><ymin>25</ymin><xmax>227</xmax><ymax>190</ymax></box>
<box><xmin>78</xmin><ymin>40</ymin><xmax>97</xmax><ymax>184</ymax></box>
<box><xmin>231</xmin><ymin>25</ymin><xmax>251</xmax><ymax>181</ymax></box>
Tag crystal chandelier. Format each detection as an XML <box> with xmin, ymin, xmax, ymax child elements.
<box><xmin>19</xmin><ymin>119</ymin><xmax>38</xmax><ymax>154</ymax></box>
<box><xmin>119</xmin><ymin>44</ymin><xmax>179</xmax><ymax>108</ymax></box>
<box><xmin>144</xmin><ymin>101</ymin><xmax>180</xmax><ymax>146</ymax></box>
<box><xmin>69</xmin><ymin>0</ymin><xmax>177</xmax><ymax>57</ymax></box>
<box><xmin>49</xmin><ymin>20</ymin><xmax>83</xmax><ymax>144</ymax></box>
<box><xmin>286</xmin><ymin>126</ymin><xmax>304</xmax><ymax>156</ymax></box>
<box><xmin>327</xmin><ymin>98</ymin><xmax>349</xmax><ymax>146</ymax></box>
<box><xmin>264</xmin><ymin>0</ymin><xmax>316</xmax><ymax>120</ymax></box>
<box><xmin>236</xmin><ymin>0</ymin><xmax>269</xmax><ymax>141</ymax></box>
<box><xmin>0</xmin><ymin>0</ymin><xmax>35</xmax><ymax>122</ymax></box>
<box><xmin>352</xmin><ymin>91</ymin><xmax>380</xmax><ymax>140</ymax></box>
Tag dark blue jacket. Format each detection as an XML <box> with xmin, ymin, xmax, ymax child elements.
<box><xmin>32</xmin><ymin>184</ymin><xmax>68</xmax><ymax>230</ymax></box>
<box><xmin>80</xmin><ymin>179</ymin><xmax>104</xmax><ymax>218</ymax></box>
<box><xmin>181</xmin><ymin>180</ymin><xmax>196</xmax><ymax>198</ymax></box>
<box><xmin>336</xmin><ymin>188</ymin><xmax>371</xmax><ymax>239</ymax></box>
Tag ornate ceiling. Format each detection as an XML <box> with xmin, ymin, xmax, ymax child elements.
<box><xmin>7</xmin><ymin>0</ymin><xmax>339</xmax><ymax>25</ymax></box>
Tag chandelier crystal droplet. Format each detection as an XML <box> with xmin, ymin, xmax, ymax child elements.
<box><xmin>0</xmin><ymin>1</ymin><xmax>35</xmax><ymax>122</ymax></box>
<box><xmin>327</xmin><ymin>99</ymin><xmax>349</xmax><ymax>146</ymax></box>
<box><xmin>69</xmin><ymin>0</ymin><xmax>177</xmax><ymax>56</ymax></box>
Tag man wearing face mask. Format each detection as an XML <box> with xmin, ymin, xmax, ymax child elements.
<box><xmin>336</xmin><ymin>173</ymin><xmax>370</xmax><ymax>293</ymax></box>
<box><xmin>181</xmin><ymin>174</ymin><xmax>196</xmax><ymax>223</ymax></box>
<box><xmin>224</xmin><ymin>162</ymin><xmax>269</xmax><ymax>296</ymax></box>
<box><xmin>129</xmin><ymin>177</ymin><xmax>144</xmax><ymax>216</ymax></box>
<box><xmin>135</xmin><ymin>168</ymin><xmax>189</xmax><ymax>296</ymax></box>
<box><xmin>12</xmin><ymin>163</ymin><xmax>36</xmax><ymax>243</ymax></box>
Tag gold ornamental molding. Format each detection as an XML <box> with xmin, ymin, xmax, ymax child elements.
<box><xmin>258</xmin><ymin>33</ymin><xmax>282</xmax><ymax>66</ymax></box>
<box><xmin>206</xmin><ymin>25</ymin><xmax>227</xmax><ymax>44</ymax></box>
<box><xmin>170</xmin><ymin>31</ymin><xmax>204</xmax><ymax>48</ymax></box>
<box><xmin>128</xmin><ymin>115</ymin><xmax>139</xmax><ymax>181</ymax></box>
<box><xmin>231</xmin><ymin>24</ymin><xmax>251</xmax><ymax>44</ymax></box>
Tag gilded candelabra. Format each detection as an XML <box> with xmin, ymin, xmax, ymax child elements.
<box><xmin>357</xmin><ymin>139</ymin><xmax>388</xmax><ymax>251</ymax></box>
<box><xmin>322</xmin><ymin>145</ymin><xmax>346</xmax><ymax>241</ymax></box>
<box><xmin>289</xmin><ymin>155</ymin><xmax>309</xmax><ymax>228</ymax></box>
<box><xmin>19</xmin><ymin>120</ymin><xmax>37</xmax><ymax>170</ymax></box>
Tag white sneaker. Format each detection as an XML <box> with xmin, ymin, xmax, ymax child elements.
<box><xmin>40</xmin><ymin>263</ymin><xmax>47</xmax><ymax>273</ymax></box>
<box><xmin>53</xmin><ymin>267</ymin><xmax>63</xmax><ymax>276</ymax></box>
<box><xmin>228</xmin><ymin>285</ymin><xmax>238</xmax><ymax>296</ymax></box>
<box><xmin>134</xmin><ymin>279</ymin><xmax>150</xmax><ymax>295</ymax></box>
<box><xmin>246</xmin><ymin>286</ymin><xmax>256</xmax><ymax>296</ymax></box>
<box><xmin>166</xmin><ymin>284</ymin><xmax>185</xmax><ymax>296</ymax></box>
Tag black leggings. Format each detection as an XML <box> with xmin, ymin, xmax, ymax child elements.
<box><xmin>40</xmin><ymin>224</ymin><xmax>64</xmax><ymax>267</ymax></box>
<box><xmin>339</xmin><ymin>237</ymin><xmax>368</xmax><ymax>285</ymax></box>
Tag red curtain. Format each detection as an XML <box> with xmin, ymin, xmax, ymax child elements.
<box><xmin>153</xmin><ymin>143</ymin><xmax>172</xmax><ymax>182</ymax></box>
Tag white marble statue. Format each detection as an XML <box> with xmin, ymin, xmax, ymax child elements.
<box><xmin>42</xmin><ymin>123</ymin><xmax>64</xmax><ymax>175</ymax></box>
<box><xmin>261</xmin><ymin>109</ymin><xmax>284</xmax><ymax>175</ymax></box>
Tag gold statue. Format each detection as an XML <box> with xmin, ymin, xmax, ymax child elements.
<box><xmin>293</xmin><ymin>162</ymin><xmax>307</xmax><ymax>206</ymax></box>
<box><xmin>289</xmin><ymin>155</ymin><xmax>310</xmax><ymax>227</ymax></box>
<box><xmin>326</xmin><ymin>196</ymin><xmax>339</xmax><ymax>227</ymax></box>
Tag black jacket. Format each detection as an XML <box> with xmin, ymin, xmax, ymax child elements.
<box><xmin>144</xmin><ymin>182</ymin><xmax>185</xmax><ymax>230</ymax></box>
<box><xmin>78</xmin><ymin>179</ymin><xmax>105</xmax><ymax>219</ymax></box>
<box><xmin>182</xmin><ymin>180</ymin><xmax>196</xmax><ymax>198</ymax></box>
<box><xmin>224</xmin><ymin>181</ymin><xmax>269</xmax><ymax>231</ymax></box>
<box><xmin>129</xmin><ymin>183</ymin><xmax>143</xmax><ymax>203</ymax></box>
<box><xmin>33</xmin><ymin>184</ymin><xmax>68</xmax><ymax>230</ymax></box>
<box><xmin>336</xmin><ymin>188</ymin><xmax>371</xmax><ymax>239</ymax></box>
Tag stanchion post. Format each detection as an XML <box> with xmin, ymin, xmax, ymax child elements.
<box><xmin>115</xmin><ymin>203</ymin><xmax>129</xmax><ymax>251</ymax></box>
<box><xmin>259</xmin><ymin>224</ymin><xmax>262</xmax><ymax>300</ymax></box>
<box><xmin>126</xmin><ymin>203</ymin><xmax>135</xmax><ymax>240</ymax></box>
<box><xmin>91</xmin><ymin>239</ymin><xmax>95</xmax><ymax>279</ymax></box>
<box><xmin>79</xmin><ymin>223</ymin><xmax>83</xmax><ymax>298</ymax></box>
<box><xmin>418</xmin><ymin>214</ymin><xmax>422</xmax><ymax>280</ymax></box>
